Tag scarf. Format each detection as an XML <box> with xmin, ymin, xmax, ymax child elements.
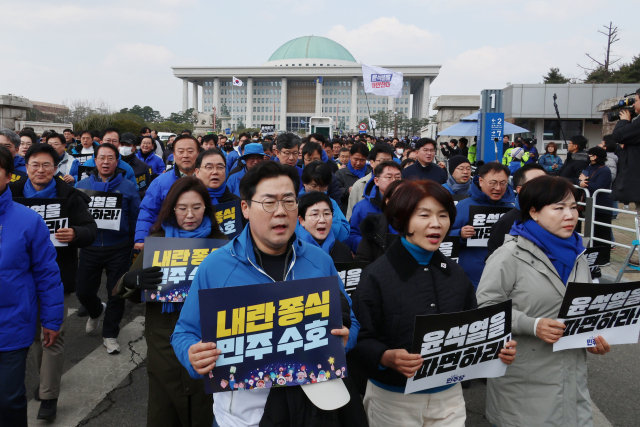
<box><xmin>401</xmin><ymin>236</ymin><xmax>434</xmax><ymax>265</ymax></box>
<box><xmin>347</xmin><ymin>160</ymin><xmax>367</xmax><ymax>179</ymax></box>
<box><xmin>446</xmin><ymin>175</ymin><xmax>470</xmax><ymax>195</ymax></box>
<box><xmin>89</xmin><ymin>170</ymin><xmax>124</xmax><ymax>192</ymax></box>
<box><xmin>208</xmin><ymin>186</ymin><xmax>228</xmax><ymax>206</ymax></box>
<box><xmin>510</xmin><ymin>219</ymin><xmax>585</xmax><ymax>285</ymax></box>
<box><xmin>296</xmin><ymin>223</ymin><xmax>335</xmax><ymax>255</ymax></box>
<box><xmin>163</xmin><ymin>215</ymin><xmax>212</xmax><ymax>239</ymax></box>
<box><xmin>24</xmin><ymin>178</ymin><xmax>57</xmax><ymax>198</ymax></box>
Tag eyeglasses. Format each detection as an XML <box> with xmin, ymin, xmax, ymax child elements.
<box><xmin>174</xmin><ymin>205</ymin><xmax>204</xmax><ymax>215</ymax></box>
<box><xmin>455</xmin><ymin>166</ymin><xmax>472</xmax><ymax>172</ymax></box>
<box><xmin>96</xmin><ymin>156</ymin><xmax>116</xmax><ymax>162</ymax></box>
<box><xmin>28</xmin><ymin>163</ymin><xmax>55</xmax><ymax>170</ymax></box>
<box><xmin>306</xmin><ymin>183</ymin><xmax>328</xmax><ymax>192</ymax></box>
<box><xmin>306</xmin><ymin>212</ymin><xmax>333</xmax><ymax>221</ymax></box>
<box><xmin>279</xmin><ymin>150</ymin><xmax>298</xmax><ymax>158</ymax></box>
<box><xmin>202</xmin><ymin>164</ymin><xmax>226</xmax><ymax>172</ymax></box>
<box><xmin>484</xmin><ymin>180</ymin><xmax>508</xmax><ymax>189</ymax></box>
<box><xmin>249</xmin><ymin>197</ymin><xmax>298</xmax><ymax>213</ymax></box>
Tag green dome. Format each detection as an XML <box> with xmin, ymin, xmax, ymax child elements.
<box><xmin>267</xmin><ymin>36</ymin><xmax>356</xmax><ymax>63</ymax></box>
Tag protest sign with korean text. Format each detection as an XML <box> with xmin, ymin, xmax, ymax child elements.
<box><xmin>77</xmin><ymin>189</ymin><xmax>123</xmax><ymax>231</ymax></box>
<box><xmin>335</xmin><ymin>261</ymin><xmax>369</xmax><ymax>297</ymax></box>
<box><xmin>261</xmin><ymin>124</ymin><xmax>275</xmax><ymax>136</ymax></box>
<box><xmin>466</xmin><ymin>206</ymin><xmax>512</xmax><ymax>247</ymax></box>
<box><xmin>405</xmin><ymin>300</ymin><xmax>512</xmax><ymax>394</ymax></box>
<box><xmin>439</xmin><ymin>236</ymin><xmax>461</xmax><ymax>263</ymax></box>
<box><xmin>71</xmin><ymin>153</ymin><xmax>93</xmax><ymax>165</ymax></box>
<box><xmin>553</xmin><ymin>281</ymin><xmax>640</xmax><ymax>352</ymax></box>
<box><xmin>200</xmin><ymin>276</ymin><xmax>347</xmax><ymax>393</ymax></box>
<box><xmin>77</xmin><ymin>166</ymin><xmax>94</xmax><ymax>181</ymax></box>
<box><xmin>14</xmin><ymin>198</ymin><xmax>69</xmax><ymax>247</ymax></box>
<box><xmin>214</xmin><ymin>199</ymin><xmax>242</xmax><ymax>239</ymax></box>
<box><xmin>142</xmin><ymin>237</ymin><xmax>228</xmax><ymax>302</ymax></box>
<box><xmin>585</xmin><ymin>246</ymin><xmax>611</xmax><ymax>271</ymax></box>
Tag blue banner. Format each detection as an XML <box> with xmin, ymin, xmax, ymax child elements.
<box><xmin>482</xmin><ymin>112</ymin><xmax>504</xmax><ymax>163</ymax></box>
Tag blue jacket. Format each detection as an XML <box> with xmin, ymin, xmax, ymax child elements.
<box><xmin>227</xmin><ymin>167</ymin><xmax>247</xmax><ymax>197</ymax></box>
<box><xmin>450</xmin><ymin>176</ymin><xmax>515</xmax><ymax>287</ymax></box>
<box><xmin>135</xmin><ymin>167</ymin><xmax>182</xmax><ymax>243</ymax></box>
<box><xmin>13</xmin><ymin>155</ymin><xmax>26</xmax><ymax>173</ymax></box>
<box><xmin>136</xmin><ymin>151</ymin><xmax>165</xmax><ymax>175</ymax></box>
<box><xmin>83</xmin><ymin>155</ymin><xmax>137</xmax><ymax>187</ymax></box>
<box><xmin>538</xmin><ymin>153</ymin><xmax>563</xmax><ymax>172</ymax></box>
<box><xmin>76</xmin><ymin>170</ymin><xmax>141</xmax><ymax>247</ymax></box>
<box><xmin>298</xmin><ymin>188</ymin><xmax>350</xmax><ymax>242</ymax></box>
<box><xmin>226</xmin><ymin>149</ymin><xmax>240</xmax><ymax>173</ymax></box>
<box><xmin>0</xmin><ymin>187</ymin><xmax>63</xmax><ymax>351</ymax></box>
<box><xmin>524</xmin><ymin>146</ymin><xmax>538</xmax><ymax>164</ymax></box>
<box><xmin>171</xmin><ymin>224</ymin><xmax>359</xmax><ymax>377</ymax></box>
<box><xmin>347</xmin><ymin>178</ymin><xmax>382</xmax><ymax>252</ymax></box>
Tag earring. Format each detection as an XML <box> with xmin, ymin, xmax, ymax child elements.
<box><xmin>534</xmin><ymin>217</ymin><xmax>538</xmax><ymax>222</ymax></box>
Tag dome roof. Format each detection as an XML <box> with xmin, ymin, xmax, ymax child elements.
<box><xmin>267</xmin><ymin>36</ymin><xmax>356</xmax><ymax>63</ymax></box>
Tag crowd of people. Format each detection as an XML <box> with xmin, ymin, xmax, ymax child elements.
<box><xmin>0</xmin><ymin>87</ymin><xmax>639</xmax><ymax>427</ymax></box>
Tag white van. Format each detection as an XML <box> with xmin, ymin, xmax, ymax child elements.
<box><xmin>158</xmin><ymin>132</ymin><xmax>176</xmax><ymax>142</ymax></box>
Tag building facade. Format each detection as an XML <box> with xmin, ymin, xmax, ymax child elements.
<box><xmin>172</xmin><ymin>36</ymin><xmax>440</xmax><ymax>133</ymax></box>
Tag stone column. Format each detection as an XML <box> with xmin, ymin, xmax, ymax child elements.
<box><xmin>246</xmin><ymin>77</ymin><xmax>254</xmax><ymax>128</ymax></box>
<box><xmin>421</xmin><ymin>76</ymin><xmax>430</xmax><ymax>119</ymax></box>
<box><xmin>182</xmin><ymin>78</ymin><xmax>188</xmax><ymax>112</ymax></box>
<box><xmin>315</xmin><ymin>79</ymin><xmax>323</xmax><ymax>117</ymax></box>
<box><xmin>350</xmin><ymin>77</ymin><xmax>358</xmax><ymax>132</ymax></box>
<box><xmin>192</xmin><ymin>80</ymin><xmax>199</xmax><ymax>112</ymax></box>
<box><xmin>281</xmin><ymin>77</ymin><xmax>288</xmax><ymax>131</ymax></box>
<box><xmin>213</xmin><ymin>78</ymin><xmax>220</xmax><ymax>119</ymax></box>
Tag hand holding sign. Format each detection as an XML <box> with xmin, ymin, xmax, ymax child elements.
<box><xmin>54</xmin><ymin>228</ymin><xmax>76</xmax><ymax>243</ymax></box>
<box><xmin>586</xmin><ymin>336</ymin><xmax>611</xmax><ymax>355</ymax></box>
<box><xmin>381</xmin><ymin>349</ymin><xmax>424</xmax><ymax>378</ymax></box>
<box><xmin>460</xmin><ymin>225</ymin><xmax>476</xmax><ymax>239</ymax></box>
<box><xmin>123</xmin><ymin>267</ymin><xmax>164</xmax><ymax>291</ymax></box>
<box><xmin>189</xmin><ymin>341</ymin><xmax>222</xmax><ymax>375</ymax></box>
<box><xmin>536</xmin><ymin>319</ymin><xmax>566</xmax><ymax>344</ymax></box>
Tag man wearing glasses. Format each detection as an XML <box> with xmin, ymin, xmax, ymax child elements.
<box><xmin>10</xmin><ymin>143</ymin><xmax>97</xmax><ymax>421</ymax></box>
<box><xmin>171</xmin><ymin>160</ymin><xmax>360</xmax><ymax>427</ymax></box>
<box><xmin>46</xmin><ymin>131</ymin><xmax>79</xmax><ymax>184</ymax></box>
<box><xmin>0</xmin><ymin>128</ymin><xmax>27</xmax><ymax>173</ymax></box>
<box><xmin>401</xmin><ymin>138</ymin><xmax>447</xmax><ymax>184</ymax></box>
<box><xmin>450</xmin><ymin>163</ymin><xmax>515</xmax><ymax>288</ymax></box>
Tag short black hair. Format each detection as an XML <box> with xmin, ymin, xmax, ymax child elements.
<box><xmin>90</xmin><ymin>130</ymin><xmax>100</xmax><ymax>139</ymax></box>
<box><xmin>45</xmin><ymin>131</ymin><xmax>65</xmax><ymax>145</ymax></box>
<box><xmin>219</xmin><ymin>135</ymin><xmax>228</xmax><ymax>141</ymax></box>
<box><xmin>513</xmin><ymin>163</ymin><xmax>546</xmax><ymax>188</ymax></box>
<box><xmin>181</xmin><ymin>129</ymin><xmax>192</xmax><ymax>135</ymax></box>
<box><xmin>459</xmin><ymin>137</ymin><xmax>468</xmax><ymax>146</ymax></box>
<box><xmin>79</xmin><ymin>129</ymin><xmax>92</xmax><ymax>138</ymax></box>
<box><xmin>202</xmin><ymin>134</ymin><xmax>218</xmax><ymax>145</ymax></box>
<box><xmin>196</xmin><ymin>148</ymin><xmax>226</xmax><ymax>168</ymax></box>
<box><xmin>309</xmin><ymin>133</ymin><xmax>326</xmax><ymax>144</ymax></box>
<box><xmin>100</xmin><ymin>127</ymin><xmax>120</xmax><ymax>140</ymax></box>
<box><xmin>374</xmin><ymin>160</ymin><xmax>402</xmax><ymax>177</ymax></box>
<box><xmin>569</xmin><ymin>135</ymin><xmax>588</xmax><ymax>151</ymax></box>
<box><xmin>261</xmin><ymin>141</ymin><xmax>272</xmax><ymax>153</ymax></box>
<box><xmin>415</xmin><ymin>138</ymin><xmax>437</xmax><ymax>151</ymax></box>
<box><xmin>339</xmin><ymin>147</ymin><xmax>350</xmax><ymax>154</ymax></box>
<box><xmin>239</xmin><ymin>160</ymin><xmax>300</xmax><ymax>202</ymax></box>
<box><xmin>238</xmin><ymin>132</ymin><xmax>251</xmax><ymax>141</ymax></box>
<box><xmin>19</xmin><ymin>129</ymin><xmax>38</xmax><ymax>145</ymax></box>
<box><xmin>302</xmin><ymin>142</ymin><xmax>323</xmax><ymax>159</ymax></box>
<box><xmin>0</xmin><ymin>146</ymin><xmax>14</xmax><ymax>176</ymax></box>
<box><xmin>25</xmin><ymin>143</ymin><xmax>60</xmax><ymax>166</ymax></box>
<box><xmin>395</xmin><ymin>141</ymin><xmax>406</xmax><ymax>149</ymax></box>
<box><xmin>519</xmin><ymin>176</ymin><xmax>578</xmax><ymax>222</ymax></box>
<box><xmin>400</xmin><ymin>158</ymin><xmax>415</xmax><ymax>169</ymax></box>
<box><xmin>369</xmin><ymin>144</ymin><xmax>393</xmax><ymax>160</ymax></box>
<box><xmin>63</xmin><ymin>128</ymin><xmax>73</xmax><ymax>134</ymax></box>
<box><xmin>478</xmin><ymin>162</ymin><xmax>510</xmax><ymax>178</ymax></box>
<box><xmin>301</xmin><ymin>161</ymin><xmax>332</xmax><ymax>186</ymax></box>
<box><xmin>602</xmin><ymin>134</ymin><xmax>617</xmax><ymax>152</ymax></box>
<box><xmin>322</xmin><ymin>140</ymin><xmax>332</xmax><ymax>149</ymax></box>
<box><xmin>140</xmin><ymin>126</ymin><xmax>151</xmax><ymax>134</ymax></box>
<box><xmin>298</xmin><ymin>191</ymin><xmax>333</xmax><ymax>218</ymax></box>
<box><xmin>173</xmin><ymin>135</ymin><xmax>202</xmax><ymax>153</ymax></box>
<box><xmin>96</xmin><ymin>143</ymin><xmax>119</xmax><ymax>159</ymax></box>
<box><xmin>276</xmin><ymin>132</ymin><xmax>301</xmax><ymax>151</ymax></box>
<box><xmin>350</xmin><ymin>142</ymin><xmax>369</xmax><ymax>157</ymax></box>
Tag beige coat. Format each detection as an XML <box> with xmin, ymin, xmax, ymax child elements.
<box><xmin>476</xmin><ymin>234</ymin><xmax>593</xmax><ymax>427</ymax></box>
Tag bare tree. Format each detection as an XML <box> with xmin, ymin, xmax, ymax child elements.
<box><xmin>57</xmin><ymin>99</ymin><xmax>114</xmax><ymax>124</ymax></box>
<box><xmin>578</xmin><ymin>22</ymin><xmax>621</xmax><ymax>83</ymax></box>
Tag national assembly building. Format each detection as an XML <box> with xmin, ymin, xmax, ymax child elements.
<box><xmin>172</xmin><ymin>36</ymin><xmax>440</xmax><ymax>133</ymax></box>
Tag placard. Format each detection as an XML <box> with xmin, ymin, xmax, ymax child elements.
<box><xmin>553</xmin><ymin>281</ymin><xmax>640</xmax><ymax>352</ymax></box>
<box><xmin>199</xmin><ymin>277</ymin><xmax>347</xmax><ymax>393</ymax></box>
<box><xmin>466</xmin><ymin>206</ymin><xmax>513</xmax><ymax>247</ymax></box>
<box><xmin>71</xmin><ymin>153</ymin><xmax>93</xmax><ymax>164</ymax></box>
<box><xmin>214</xmin><ymin>199</ymin><xmax>242</xmax><ymax>239</ymax></box>
<box><xmin>439</xmin><ymin>236</ymin><xmax>460</xmax><ymax>262</ymax></box>
<box><xmin>77</xmin><ymin>165</ymin><xmax>94</xmax><ymax>181</ymax></box>
<box><xmin>14</xmin><ymin>198</ymin><xmax>69</xmax><ymax>247</ymax></box>
<box><xmin>77</xmin><ymin>189</ymin><xmax>123</xmax><ymax>231</ymax></box>
<box><xmin>260</xmin><ymin>124</ymin><xmax>275</xmax><ymax>136</ymax></box>
<box><xmin>142</xmin><ymin>236</ymin><xmax>228</xmax><ymax>302</ymax></box>
<box><xmin>334</xmin><ymin>261</ymin><xmax>369</xmax><ymax>297</ymax></box>
<box><xmin>405</xmin><ymin>300</ymin><xmax>512</xmax><ymax>394</ymax></box>
<box><xmin>585</xmin><ymin>246</ymin><xmax>611</xmax><ymax>270</ymax></box>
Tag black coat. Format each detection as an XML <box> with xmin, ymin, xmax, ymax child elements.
<box><xmin>612</xmin><ymin>117</ymin><xmax>640</xmax><ymax>202</ymax></box>
<box><xmin>401</xmin><ymin>160</ymin><xmax>447</xmax><ymax>184</ymax></box>
<box><xmin>486</xmin><ymin>207</ymin><xmax>521</xmax><ymax>259</ymax></box>
<box><xmin>351</xmin><ymin>237</ymin><xmax>477</xmax><ymax>387</ymax></box>
<box><xmin>335</xmin><ymin>166</ymin><xmax>371</xmax><ymax>213</ymax></box>
<box><xmin>330</xmin><ymin>240</ymin><xmax>353</xmax><ymax>263</ymax></box>
<box><xmin>354</xmin><ymin>213</ymin><xmax>397</xmax><ymax>263</ymax></box>
<box><xmin>11</xmin><ymin>177</ymin><xmax>98</xmax><ymax>293</ymax></box>
<box><xmin>555</xmin><ymin>150</ymin><xmax>589</xmax><ymax>184</ymax></box>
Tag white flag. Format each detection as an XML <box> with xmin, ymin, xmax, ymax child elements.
<box><xmin>361</xmin><ymin>63</ymin><xmax>403</xmax><ymax>98</ymax></box>
<box><xmin>232</xmin><ymin>76</ymin><xmax>243</xmax><ymax>86</ymax></box>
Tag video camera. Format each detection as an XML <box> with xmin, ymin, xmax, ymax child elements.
<box><xmin>608</xmin><ymin>93</ymin><xmax>637</xmax><ymax>122</ymax></box>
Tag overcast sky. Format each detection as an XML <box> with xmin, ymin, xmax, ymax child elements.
<box><xmin>1</xmin><ymin>0</ymin><xmax>637</xmax><ymax>117</ymax></box>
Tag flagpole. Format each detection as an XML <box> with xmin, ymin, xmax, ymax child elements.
<box><xmin>232</xmin><ymin>81</ymin><xmax>234</xmax><ymax>131</ymax></box>
<box><xmin>364</xmin><ymin>92</ymin><xmax>374</xmax><ymax>137</ymax></box>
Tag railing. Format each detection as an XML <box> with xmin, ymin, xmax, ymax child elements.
<box><xmin>588</xmin><ymin>189</ymin><xmax>638</xmax><ymax>250</ymax></box>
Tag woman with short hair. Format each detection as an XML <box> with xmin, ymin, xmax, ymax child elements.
<box><xmin>477</xmin><ymin>175</ymin><xmax>611</xmax><ymax>427</ymax></box>
<box><xmin>538</xmin><ymin>142</ymin><xmax>564</xmax><ymax>172</ymax></box>
<box><xmin>352</xmin><ymin>179</ymin><xmax>516</xmax><ymax>427</ymax></box>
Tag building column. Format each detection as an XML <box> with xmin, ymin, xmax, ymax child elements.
<box><xmin>192</xmin><ymin>81</ymin><xmax>199</xmax><ymax>112</ymax></box>
<box><xmin>315</xmin><ymin>79</ymin><xmax>323</xmax><ymax>117</ymax></box>
<box><xmin>281</xmin><ymin>77</ymin><xmax>287</xmax><ymax>131</ymax></box>
<box><xmin>213</xmin><ymin>78</ymin><xmax>220</xmax><ymax>121</ymax></box>
<box><xmin>182</xmin><ymin>78</ymin><xmax>188</xmax><ymax>112</ymax></box>
<box><xmin>350</xmin><ymin>77</ymin><xmax>358</xmax><ymax>131</ymax></box>
<box><xmin>246</xmin><ymin>78</ymin><xmax>254</xmax><ymax>128</ymax></box>
<box><xmin>421</xmin><ymin>76</ymin><xmax>430</xmax><ymax>119</ymax></box>
<box><xmin>388</xmin><ymin>96</ymin><xmax>396</xmax><ymax>113</ymax></box>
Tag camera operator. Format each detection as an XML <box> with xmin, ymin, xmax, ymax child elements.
<box><xmin>611</xmin><ymin>88</ymin><xmax>640</xmax><ymax>214</ymax></box>
<box><xmin>440</xmin><ymin>139</ymin><xmax>459</xmax><ymax>158</ymax></box>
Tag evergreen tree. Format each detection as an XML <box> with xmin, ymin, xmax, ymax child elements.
<box><xmin>543</xmin><ymin>68</ymin><xmax>570</xmax><ymax>84</ymax></box>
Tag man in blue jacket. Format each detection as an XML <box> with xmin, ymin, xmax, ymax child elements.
<box><xmin>0</xmin><ymin>147</ymin><xmax>63</xmax><ymax>427</ymax></box>
<box><xmin>227</xmin><ymin>143</ymin><xmax>267</xmax><ymax>196</ymax></box>
<box><xmin>225</xmin><ymin>132</ymin><xmax>250</xmax><ymax>173</ymax></box>
<box><xmin>0</xmin><ymin>128</ymin><xmax>27</xmax><ymax>172</ymax></box>
<box><xmin>171</xmin><ymin>161</ymin><xmax>359</xmax><ymax>427</ymax></box>
<box><xmin>134</xmin><ymin>135</ymin><xmax>202</xmax><ymax>250</ymax></box>
<box><xmin>450</xmin><ymin>162</ymin><xmax>515</xmax><ymax>287</ymax></box>
<box><xmin>347</xmin><ymin>161</ymin><xmax>402</xmax><ymax>252</ymax></box>
<box><xmin>401</xmin><ymin>138</ymin><xmax>447</xmax><ymax>184</ymax></box>
<box><xmin>75</xmin><ymin>143</ymin><xmax>141</xmax><ymax>355</ymax></box>
<box><xmin>81</xmin><ymin>128</ymin><xmax>137</xmax><ymax>186</ymax></box>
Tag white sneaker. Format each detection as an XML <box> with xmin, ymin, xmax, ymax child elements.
<box><xmin>85</xmin><ymin>302</ymin><xmax>106</xmax><ymax>334</ymax></box>
<box><xmin>103</xmin><ymin>338</ymin><xmax>120</xmax><ymax>354</ymax></box>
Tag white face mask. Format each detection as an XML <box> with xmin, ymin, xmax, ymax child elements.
<box><xmin>396</xmin><ymin>149</ymin><xmax>404</xmax><ymax>155</ymax></box>
<box><xmin>119</xmin><ymin>146</ymin><xmax>134</xmax><ymax>156</ymax></box>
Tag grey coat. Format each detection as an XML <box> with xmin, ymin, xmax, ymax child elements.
<box><xmin>476</xmin><ymin>235</ymin><xmax>593</xmax><ymax>427</ymax></box>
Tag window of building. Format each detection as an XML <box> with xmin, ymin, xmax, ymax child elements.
<box><xmin>543</xmin><ymin>120</ymin><xmax>583</xmax><ymax>141</ymax></box>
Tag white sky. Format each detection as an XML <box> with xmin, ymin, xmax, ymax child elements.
<box><xmin>1</xmin><ymin>0</ymin><xmax>637</xmax><ymax>117</ymax></box>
